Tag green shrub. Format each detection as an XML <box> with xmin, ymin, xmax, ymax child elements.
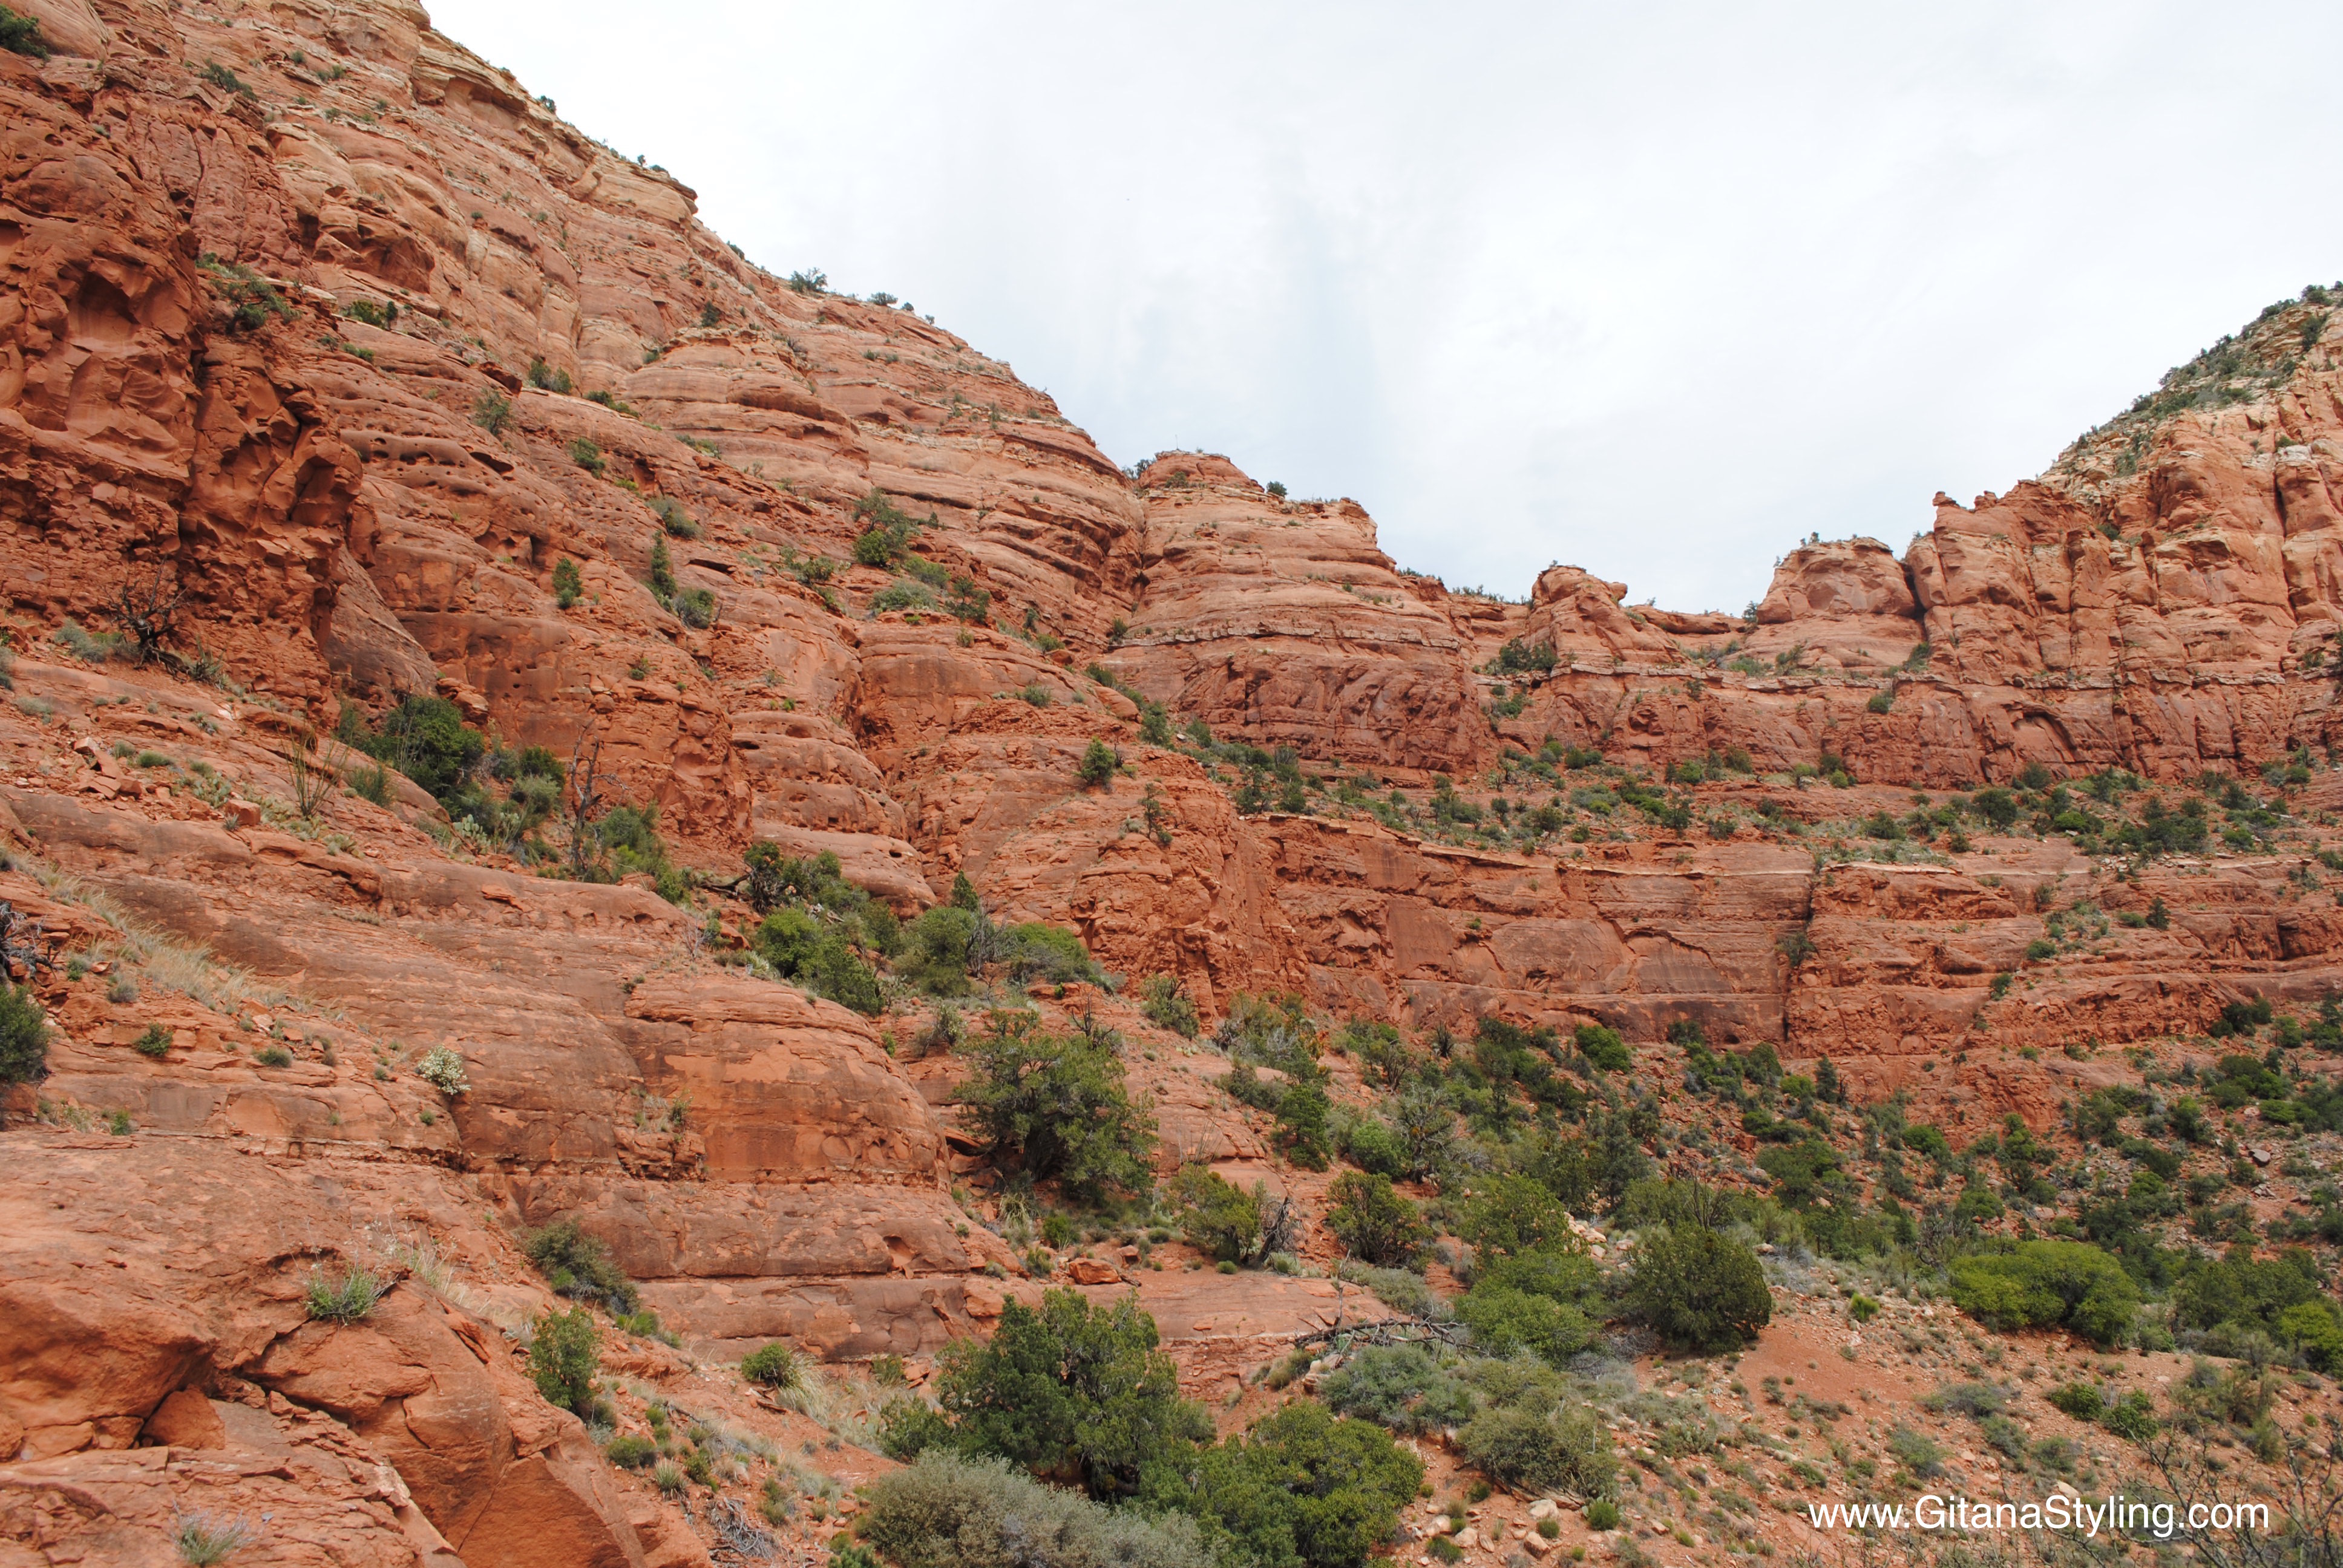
<box><xmin>2102</xmin><ymin>1390</ymin><xmax>2159</xmax><ymax>1442</ymax></box>
<box><xmin>1</xmin><ymin>982</ymin><xmax>51</xmax><ymax>1084</ymax></box>
<box><xmin>934</xmin><ymin>1288</ymin><xmax>1210</xmax><ymax>1497</ymax></box>
<box><xmin>304</xmin><ymin>1265</ymin><xmax>386</xmax><ymax>1323</ymax></box>
<box><xmin>741</xmin><ymin>1342</ymin><xmax>801</xmax><ymax>1389</ymax></box>
<box><xmin>0</xmin><ymin>5</ymin><xmax>53</xmax><ymax>58</ymax></box>
<box><xmin>865</xmin><ymin>1451</ymin><xmax>1212</xmax><ymax>1568</ymax></box>
<box><xmin>956</xmin><ymin>1015</ymin><xmax>1154</xmax><ymax>1202</ymax></box>
<box><xmin>871</xmin><ymin>580</ymin><xmax>935</xmax><ymax>615</ymax></box>
<box><xmin>1460</xmin><ymin>1174</ymin><xmax>1574</xmax><ymax>1260</ymax></box>
<box><xmin>1170</xmin><ymin>1165</ymin><xmax>1292</xmax><ymax>1267</ymax></box>
<box><xmin>652</xmin><ymin>1459</ymin><xmax>683</xmax><ymax>1494</ymax></box>
<box><xmin>198</xmin><ymin>255</ymin><xmax>292</xmax><ymax>332</ymax></box>
<box><xmin>1575</xmin><ymin>1022</ymin><xmax>1629</xmax><ymax>1071</ymax></box>
<box><xmin>649</xmin><ymin>496</ymin><xmax>699</xmax><ymax>538</ymax></box>
<box><xmin>134</xmin><ymin>1024</ymin><xmax>172</xmax><ymax>1059</ymax></box>
<box><xmin>341</xmin><ymin>694</ymin><xmax>484</xmax><ymax>806</ymax></box>
<box><xmin>529</xmin><ymin>1306</ymin><xmax>600</xmax><ymax>1413</ymax></box>
<box><xmin>1457</xmin><ymin>1285</ymin><xmax>1594</xmax><ymax>1365</ymax></box>
<box><xmin>2172</xmin><ymin>1247</ymin><xmax>2324</xmax><ymax>1340</ymax></box>
<box><xmin>673</xmin><ymin>587</ymin><xmax>717</xmax><ymax>629</ymax></box>
<box><xmin>1340</xmin><ymin>1115</ymin><xmax>1406</xmax><ymax>1177</ymax></box>
<box><xmin>1335</xmin><ymin>1261</ymin><xmax>1440</xmax><ymax>1319</ymax></box>
<box><xmin>473</xmin><ymin>387</ymin><xmax>514</xmax><ymax>434</ymax></box>
<box><xmin>1144</xmin><ymin>1399</ymin><xmax>1423</xmax><ymax>1568</ymax></box>
<box><xmin>1318</xmin><ymin>1345</ymin><xmax>1475</xmax><ymax>1435</ymax></box>
<box><xmin>1325</xmin><ymin>1172</ymin><xmax>1429</xmax><ymax>1268</ymax></box>
<box><xmin>1585</xmin><ymin>1500</ymin><xmax>1620</xmax><ymax>1530</ymax></box>
<box><xmin>551</xmin><ymin>557</ymin><xmax>583</xmax><ymax>608</ymax></box>
<box><xmin>1889</xmin><ymin>1426</ymin><xmax>1944</xmax><ymax>1478</ymax></box>
<box><xmin>1463</xmin><ymin>1405</ymin><xmax>1615</xmax><ymax>1497</ymax></box>
<box><xmin>568</xmin><ymin>437</ymin><xmax>605</xmax><ymax>474</ymax></box>
<box><xmin>2048</xmin><ymin>1382</ymin><xmax>2106</xmax><ymax>1420</ymax></box>
<box><xmin>1000</xmin><ymin>921</ymin><xmax>1106</xmax><ymax>985</ymax></box>
<box><xmin>1623</xmin><ymin>1225</ymin><xmax>1771</xmax><ymax>1351</ymax></box>
<box><xmin>1141</xmin><ymin>975</ymin><xmax>1201</xmax><ymax>1038</ymax></box>
<box><xmin>878</xmin><ymin>1395</ymin><xmax>955</xmax><ymax>1460</ymax></box>
<box><xmin>1074</xmin><ymin>738</ymin><xmax>1119</xmax><ymax>790</ymax></box>
<box><xmin>255</xmin><ymin>1045</ymin><xmax>293</xmax><ymax>1068</ymax></box>
<box><xmin>901</xmin><ymin>905</ymin><xmax>980</xmax><ymax>995</ymax></box>
<box><xmin>1948</xmin><ymin>1240</ymin><xmax>2138</xmax><ymax>1346</ymax></box>
<box><xmin>605</xmin><ymin>1433</ymin><xmax>658</xmax><ymax>1468</ymax></box>
<box><xmin>753</xmin><ymin>907</ymin><xmax>883</xmax><ymax>1014</ymax></box>
<box><xmin>524</xmin><ymin>1220</ymin><xmax>640</xmax><ymax>1314</ymax></box>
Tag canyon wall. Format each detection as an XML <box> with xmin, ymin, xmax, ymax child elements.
<box><xmin>7</xmin><ymin>1</ymin><xmax>2343</xmax><ymax>1560</ymax></box>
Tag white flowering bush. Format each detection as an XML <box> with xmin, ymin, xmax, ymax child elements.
<box><xmin>416</xmin><ymin>1045</ymin><xmax>469</xmax><ymax>1096</ymax></box>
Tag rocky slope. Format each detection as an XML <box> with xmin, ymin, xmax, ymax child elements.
<box><xmin>7</xmin><ymin>1</ymin><xmax>2343</xmax><ymax>1564</ymax></box>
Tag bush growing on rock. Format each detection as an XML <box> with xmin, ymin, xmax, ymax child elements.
<box><xmin>865</xmin><ymin>1451</ymin><xmax>1213</xmax><ymax>1568</ymax></box>
<box><xmin>1324</xmin><ymin>1172</ymin><xmax>1429</xmax><ymax>1269</ymax></box>
<box><xmin>1623</xmin><ymin>1224</ymin><xmax>1771</xmax><ymax>1352</ymax></box>
<box><xmin>605</xmin><ymin>1434</ymin><xmax>657</xmax><ymax>1469</ymax></box>
<box><xmin>0</xmin><ymin>981</ymin><xmax>50</xmax><ymax>1085</ymax></box>
<box><xmin>339</xmin><ymin>694</ymin><xmax>483</xmax><ymax>806</ymax></box>
<box><xmin>754</xmin><ymin>907</ymin><xmax>883</xmax><ymax>1014</ymax></box>
<box><xmin>524</xmin><ymin>1220</ymin><xmax>640</xmax><ymax>1314</ymax></box>
<box><xmin>304</xmin><ymin>1265</ymin><xmax>386</xmax><ymax>1324</ymax></box>
<box><xmin>1141</xmin><ymin>975</ymin><xmax>1200</xmax><ymax>1038</ymax></box>
<box><xmin>415</xmin><ymin>1046</ymin><xmax>468</xmax><ymax>1095</ymax></box>
<box><xmin>1170</xmin><ymin>1165</ymin><xmax>1296</xmax><ymax>1267</ymax></box>
<box><xmin>1076</xmin><ymin>739</ymin><xmax>1119</xmax><ymax>789</ymax></box>
<box><xmin>1141</xmin><ymin>1398</ymin><xmax>1424</xmax><ymax>1568</ymax></box>
<box><xmin>529</xmin><ymin>1307</ymin><xmax>601</xmax><ymax>1414</ymax></box>
<box><xmin>929</xmin><ymin>1288</ymin><xmax>1209</xmax><ymax>1496</ymax></box>
<box><xmin>957</xmin><ymin>1013</ymin><xmax>1155</xmax><ymax>1202</ymax></box>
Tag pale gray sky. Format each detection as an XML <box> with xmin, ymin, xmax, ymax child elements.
<box><xmin>428</xmin><ymin>1</ymin><xmax>2343</xmax><ymax>613</ymax></box>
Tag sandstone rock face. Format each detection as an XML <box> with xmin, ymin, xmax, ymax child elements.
<box><xmin>9</xmin><ymin>1</ymin><xmax>2343</xmax><ymax>1560</ymax></box>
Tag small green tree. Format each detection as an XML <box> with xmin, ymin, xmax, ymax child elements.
<box><xmin>957</xmin><ymin>1014</ymin><xmax>1155</xmax><ymax>1202</ymax></box>
<box><xmin>342</xmin><ymin>693</ymin><xmax>485</xmax><ymax>806</ymax></box>
<box><xmin>936</xmin><ymin>1289</ymin><xmax>1211</xmax><ymax>1497</ymax></box>
<box><xmin>551</xmin><ymin>557</ymin><xmax>583</xmax><ymax>609</ymax></box>
<box><xmin>648</xmin><ymin>537</ymin><xmax>677</xmax><ymax>599</ymax></box>
<box><xmin>1076</xmin><ymin>739</ymin><xmax>1119</xmax><ymax>789</ymax></box>
<box><xmin>1170</xmin><ymin>1166</ymin><xmax>1295</xmax><ymax>1267</ymax></box>
<box><xmin>741</xmin><ymin>1342</ymin><xmax>801</xmax><ymax>1389</ymax></box>
<box><xmin>1144</xmin><ymin>1399</ymin><xmax>1423</xmax><ymax>1568</ymax></box>
<box><xmin>1324</xmin><ymin>1172</ymin><xmax>1429</xmax><ymax>1268</ymax></box>
<box><xmin>1140</xmin><ymin>975</ymin><xmax>1200</xmax><ymax>1038</ymax></box>
<box><xmin>1460</xmin><ymin>1174</ymin><xmax>1574</xmax><ymax>1261</ymax></box>
<box><xmin>529</xmin><ymin>1307</ymin><xmax>600</xmax><ymax>1413</ymax></box>
<box><xmin>1573</xmin><ymin>1022</ymin><xmax>1630</xmax><ymax>1071</ymax></box>
<box><xmin>0</xmin><ymin>981</ymin><xmax>50</xmax><ymax>1085</ymax></box>
<box><xmin>1950</xmin><ymin>1240</ymin><xmax>2139</xmax><ymax>1346</ymax></box>
<box><xmin>1623</xmin><ymin>1225</ymin><xmax>1771</xmax><ymax>1352</ymax></box>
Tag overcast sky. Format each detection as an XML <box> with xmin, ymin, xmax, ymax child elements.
<box><xmin>429</xmin><ymin>1</ymin><xmax>2343</xmax><ymax>613</ymax></box>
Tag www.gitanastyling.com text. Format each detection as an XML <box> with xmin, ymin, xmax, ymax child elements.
<box><xmin>1805</xmin><ymin>1494</ymin><xmax>2268</xmax><ymax>1539</ymax></box>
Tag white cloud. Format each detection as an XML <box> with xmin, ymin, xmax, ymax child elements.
<box><xmin>428</xmin><ymin>0</ymin><xmax>2343</xmax><ymax>612</ymax></box>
